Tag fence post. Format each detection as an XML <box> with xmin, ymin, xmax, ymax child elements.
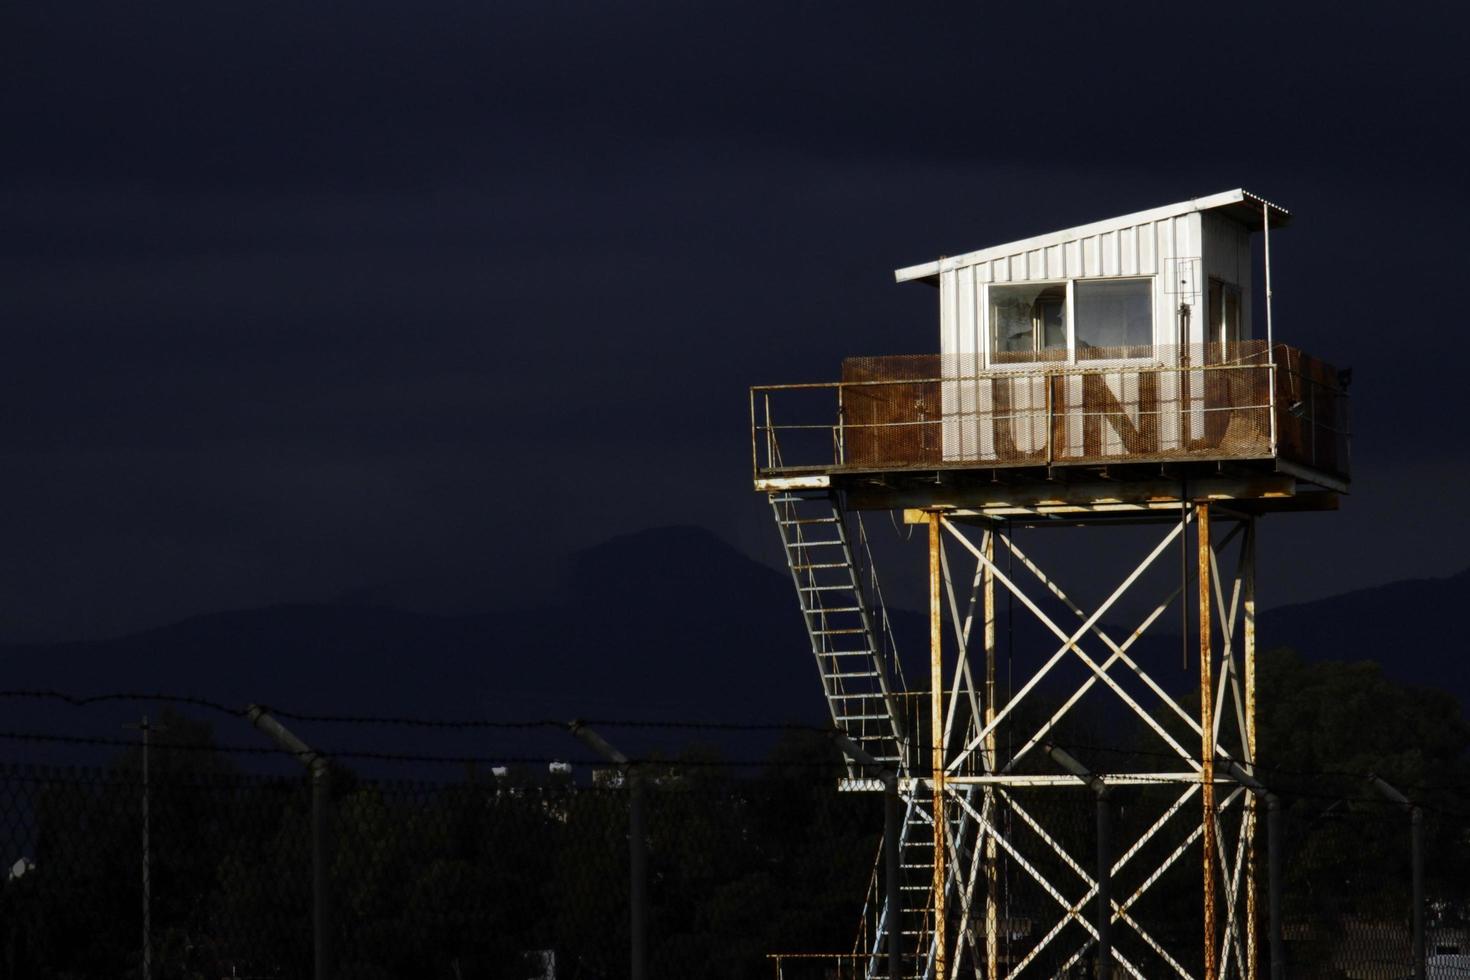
<box><xmin>122</xmin><ymin>716</ymin><xmax>163</xmax><ymax>980</ymax></box>
<box><xmin>1370</xmin><ymin>774</ymin><xmax>1425</xmax><ymax>980</ymax></box>
<box><xmin>1044</xmin><ymin>743</ymin><xmax>1110</xmax><ymax>979</ymax></box>
<box><xmin>1226</xmin><ymin>761</ymin><xmax>1283</xmax><ymax>979</ymax></box>
<box><xmin>570</xmin><ymin>722</ymin><xmax>646</xmax><ymax>980</ymax></box>
<box><xmin>247</xmin><ymin>705</ymin><xmax>331</xmax><ymax>980</ymax></box>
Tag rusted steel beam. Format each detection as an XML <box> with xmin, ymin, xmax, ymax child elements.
<box><xmin>928</xmin><ymin>512</ymin><xmax>946</xmax><ymax>980</ymax></box>
<box><xmin>1198</xmin><ymin>503</ymin><xmax>1217</xmax><ymax>980</ymax></box>
<box><xmin>983</xmin><ymin>528</ymin><xmax>999</xmax><ymax>980</ymax></box>
<box><xmin>863</xmin><ymin>473</ymin><xmax>1299</xmax><ymax>515</ymax></box>
<box><xmin>1244</xmin><ymin>520</ymin><xmax>1259</xmax><ymax>980</ymax></box>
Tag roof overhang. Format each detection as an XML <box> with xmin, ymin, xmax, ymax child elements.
<box><xmin>894</xmin><ymin>188</ymin><xmax>1290</xmax><ymax>286</ymax></box>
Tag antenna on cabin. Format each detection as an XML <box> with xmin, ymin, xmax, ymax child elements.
<box><xmin>749</xmin><ymin>188</ymin><xmax>1348</xmax><ymax>979</ymax></box>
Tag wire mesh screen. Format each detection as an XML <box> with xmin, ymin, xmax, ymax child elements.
<box><xmin>0</xmin><ymin>766</ymin><xmax>313</xmax><ymax>978</ymax></box>
<box><xmin>1274</xmin><ymin>346</ymin><xmax>1351</xmax><ymax>482</ymax></box>
<box><xmin>0</xmin><ymin>759</ymin><xmax>882</xmax><ymax>980</ymax></box>
<box><xmin>754</xmin><ymin>342</ymin><xmax>1350</xmax><ymax>482</ymax></box>
<box><xmin>0</xmin><ymin>760</ymin><xmax>1468</xmax><ymax>978</ymax></box>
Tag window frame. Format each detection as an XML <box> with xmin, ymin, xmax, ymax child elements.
<box><xmin>983</xmin><ymin>275</ymin><xmax>1158</xmax><ymax>370</ymax></box>
<box><xmin>986</xmin><ymin>279</ymin><xmax>1071</xmax><ymax>367</ymax></box>
<box><xmin>1206</xmin><ymin>277</ymin><xmax>1242</xmax><ymax>363</ymax></box>
<box><xmin>1072</xmin><ymin>276</ymin><xmax>1157</xmax><ymax>366</ymax></box>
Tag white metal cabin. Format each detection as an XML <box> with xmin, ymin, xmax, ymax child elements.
<box><xmin>751</xmin><ymin>190</ymin><xmax>1349</xmax><ymax>515</ymax></box>
<box><xmin>894</xmin><ymin>188</ymin><xmax>1272</xmax><ymax>366</ymax></box>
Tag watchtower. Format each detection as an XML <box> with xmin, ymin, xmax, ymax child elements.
<box><xmin>752</xmin><ymin>190</ymin><xmax>1348</xmax><ymax>979</ymax></box>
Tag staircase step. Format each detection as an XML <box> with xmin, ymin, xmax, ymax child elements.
<box><xmin>792</xmin><ymin>562</ymin><xmax>848</xmax><ymax>571</ymax></box>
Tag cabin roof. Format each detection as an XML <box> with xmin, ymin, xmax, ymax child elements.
<box><xmin>893</xmin><ymin>188</ymin><xmax>1290</xmax><ymax>285</ymax></box>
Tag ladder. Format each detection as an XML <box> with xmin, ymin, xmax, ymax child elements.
<box><xmin>856</xmin><ymin>790</ymin><xmax>938</xmax><ymax>979</ymax></box>
<box><xmin>858</xmin><ymin>785</ymin><xmax>988</xmax><ymax>980</ymax></box>
<box><xmin>769</xmin><ymin>491</ymin><xmax>907</xmax><ymax>775</ymax></box>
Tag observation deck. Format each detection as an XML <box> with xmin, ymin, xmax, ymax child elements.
<box><xmin>750</xmin><ymin>340</ymin><xmax>1349</xmax><ymax>518</ymax></box>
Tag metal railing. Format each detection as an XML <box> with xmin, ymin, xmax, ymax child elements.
<box><xmin>751</xmin><ymin>342</ymin><xmax>1350</xmax><ymax>484</ymax></box>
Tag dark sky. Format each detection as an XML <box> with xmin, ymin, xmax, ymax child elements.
<box><xmin>3</xmin><ymin>1</ymin><xmax>1467</xmax><ymax>642</ymax></box>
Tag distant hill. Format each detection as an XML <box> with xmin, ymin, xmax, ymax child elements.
<box><xmin>0</xmin><ymin>524</ymin><xmax>1462</xmax><ymax>770</ymax></box>
<box><xmin>1260</xmin><ymin>567</ymin><xmax>1470</xmax><ymax>704</ymax></box>
<box><xmin>0</xmin><ymin>527</ymin><xmax>841</xmax><ymax>769</ymax></box>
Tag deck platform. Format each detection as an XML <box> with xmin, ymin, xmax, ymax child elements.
<box><xmin>751</xmin><ymin>342</ymin><xmax>1348</xmax><ymax>518</ymax></box>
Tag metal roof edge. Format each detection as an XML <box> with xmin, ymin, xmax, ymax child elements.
<box><xmin>894</xmin><ymin>189</ymin><xmax>1290</xmax><ymax>284</ymax></box>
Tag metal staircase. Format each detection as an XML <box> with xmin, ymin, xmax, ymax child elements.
<box><xmin>854</xmin><ymin>791</ymin><xmax>938</xmax><ymax>978</ymax></box>
<box><xmin>769</xmin><ymin>491</ymin><xmax>907</xmax><ymax>775</ymax></box>
<box><xmin>770</xmin><ymin>487</ymin><xmax>942</xmax><ymax>977</ymax></box>
<box><xmin>855</xmin><ymin>787</ymin><xmax>989</xmax><ymax>980</ymax></box>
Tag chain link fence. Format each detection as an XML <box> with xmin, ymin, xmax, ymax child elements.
<box><xmin>0</xmin><ymin>711</ymin><xmax>1465</xmax><ymax>979</ymax></box>
<box><xmin>0</xmin><ymin>732</ymin><xmax>878</xmax><ymax>980</ymax></box>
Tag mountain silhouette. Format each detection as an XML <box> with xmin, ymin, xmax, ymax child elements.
<box><xmin>0</xmin><ymin>525</ymin><xmax>1462</xmax><ymax>771</ymax></box>
<box><xmin>1259</xmin><ymin>566</ymin><xmax>1470</xmax><ymax>704</ymax></box>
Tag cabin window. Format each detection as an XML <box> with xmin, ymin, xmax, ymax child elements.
<box><xmin>990</xmin><ymin>283</ymin><xmax>1067</xmax><ymax>364</ymax></box>
<box><xmin>1207</xmin><ymin>279</ymin><xmax>1241</xmax><ymax>362</ymax></box>
<box><xmin>1075</xmin><ymin>278</ymin><xmax>1152</xmax><ymax>358</ymax></box>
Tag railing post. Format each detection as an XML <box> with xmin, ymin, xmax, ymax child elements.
<box><xmin>246</xmin><ymin>705</ymin><xmax>331</xmax><ymax>980</ymax></box>
<box><xmin>1045</xmin><ymin>373</ymin><xmax>1054</xmax><ymax>467</ymax></box>
<box><xmin>764</xmin><ymin>393</ymin><xmax>773</xmax><ymax>471</ymax></box>
<box><xmin>836</xmin><ymin>383</ymin><xmax>846</xmax><ymax>465</ymax></box>
<box><xmin>750</xmin><ymin>387</ymin><xmax>759</xmax><ymax>478</ymax></box>
<box><xmin>1266</xmin><ymin>357</ymin><xmax>1279</xmax><ymax>458</ymax></box>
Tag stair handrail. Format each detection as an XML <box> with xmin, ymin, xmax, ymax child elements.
<box><xmin>852</xmin><ymin>509</ymin><xmax>911</xmax><ymax>772</ymax></box>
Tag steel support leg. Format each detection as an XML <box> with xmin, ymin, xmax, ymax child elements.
<box><xmin>984</xmin><ymin>528</ymin><xmax>999</xmax><ymax>980</ymax></box>
<box><xmin>1244</xmin><ymin>519</ymin><xmax>1258</xmax><ymax>980</ymax></box>
<box><xmin>1198</xmin><ymin>503</ymin><xmax>1217</xmax><ymax>980</ymax></box>
<box><xmin>928</xmin><ymin>512</ymin><xmax>946</xmax><ymax>980</ymax></box>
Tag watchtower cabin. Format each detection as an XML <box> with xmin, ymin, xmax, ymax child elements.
<box><xmin>751</xmin><ymin>189</ymin><xmax>1350</xmax><ymax>516</ymax></box>
<box><xmin>754</xmin><ymin>192</ymin><xmax>1350</xmax><ymax>980</ymax></box>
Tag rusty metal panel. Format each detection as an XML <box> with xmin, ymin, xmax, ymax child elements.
<box><xmin>754</xmin><ymin>342</ymin><xmax>1350</xmax><ymax>484</ymax></box>
<box><xmin>1273</xmin><ymin>345</ymin><xmax>1350</xmax><ymax>482</ymax></box>
<box><xmin>839</xmin><ymin>355</ymin><xmax>941</xmax><ymax>469</ymax></box>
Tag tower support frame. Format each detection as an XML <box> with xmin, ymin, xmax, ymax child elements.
<box><xmin>906</xmin><ymin>502</ymin><xmax>1259</xmax><ymax>980</ymax></box>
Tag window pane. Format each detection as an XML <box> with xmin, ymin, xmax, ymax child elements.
<box><xmin>1076</xmin><ymin>279</ymin><xmax>1151</xmax><ymax>357</ymax></box>
<box><xmin>990</xmin><ymin>283</ymin><xmax>1067</xmax><ymax>362</ymax></box>
<box><xmin>991</xmin><ymin>288</ymin><xmax>1035</xmax><ymax>354</ymax></box>
<box><xmin>1222</xmin><ymin>285</ymin><xmax>1240</xmax><ymax>343</ymax></box>
<box><xmin>1208</xmin><ymin>280</ymin><xmax>1223</xmax><ymax>348</ymax></box>
<box><xmin>1040</xmin><ymin>296</ymin><xmax>1066</xmax><ymax>350</ymax></box>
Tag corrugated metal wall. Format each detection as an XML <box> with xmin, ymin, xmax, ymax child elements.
<box><xmin>935</xmin><ymin>210</ymin><xmax>1244</xmax><ymax>464</ymax></box>
<box><xmin>937</xmin><ymin>211</ymin><xmax>1205</xmax><ymax>359</ymax></box>
<box><xmin>1202</xmin><ymin>210</ymin><xmax>1253</xmax><ymax>341</ymax></box>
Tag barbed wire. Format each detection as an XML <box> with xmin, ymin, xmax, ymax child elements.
<box><xmin>0</xmin><ymin>690</ymin><xmax>828</xmax><ymax>732</ymax></box>
<box><xmin>1</xmin><ymin>689</ymin><xmax>1467</xmax><ymax>813</ymax></box>
<box><xmin>3</xmin><ymin>729</ymin><xmax>1469</xmax><ymax>816</ymax></box>
<box><xmin>0</xmin><ymin>729</ymin><xmax>848</xmax><ymax>771</ymax></box>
